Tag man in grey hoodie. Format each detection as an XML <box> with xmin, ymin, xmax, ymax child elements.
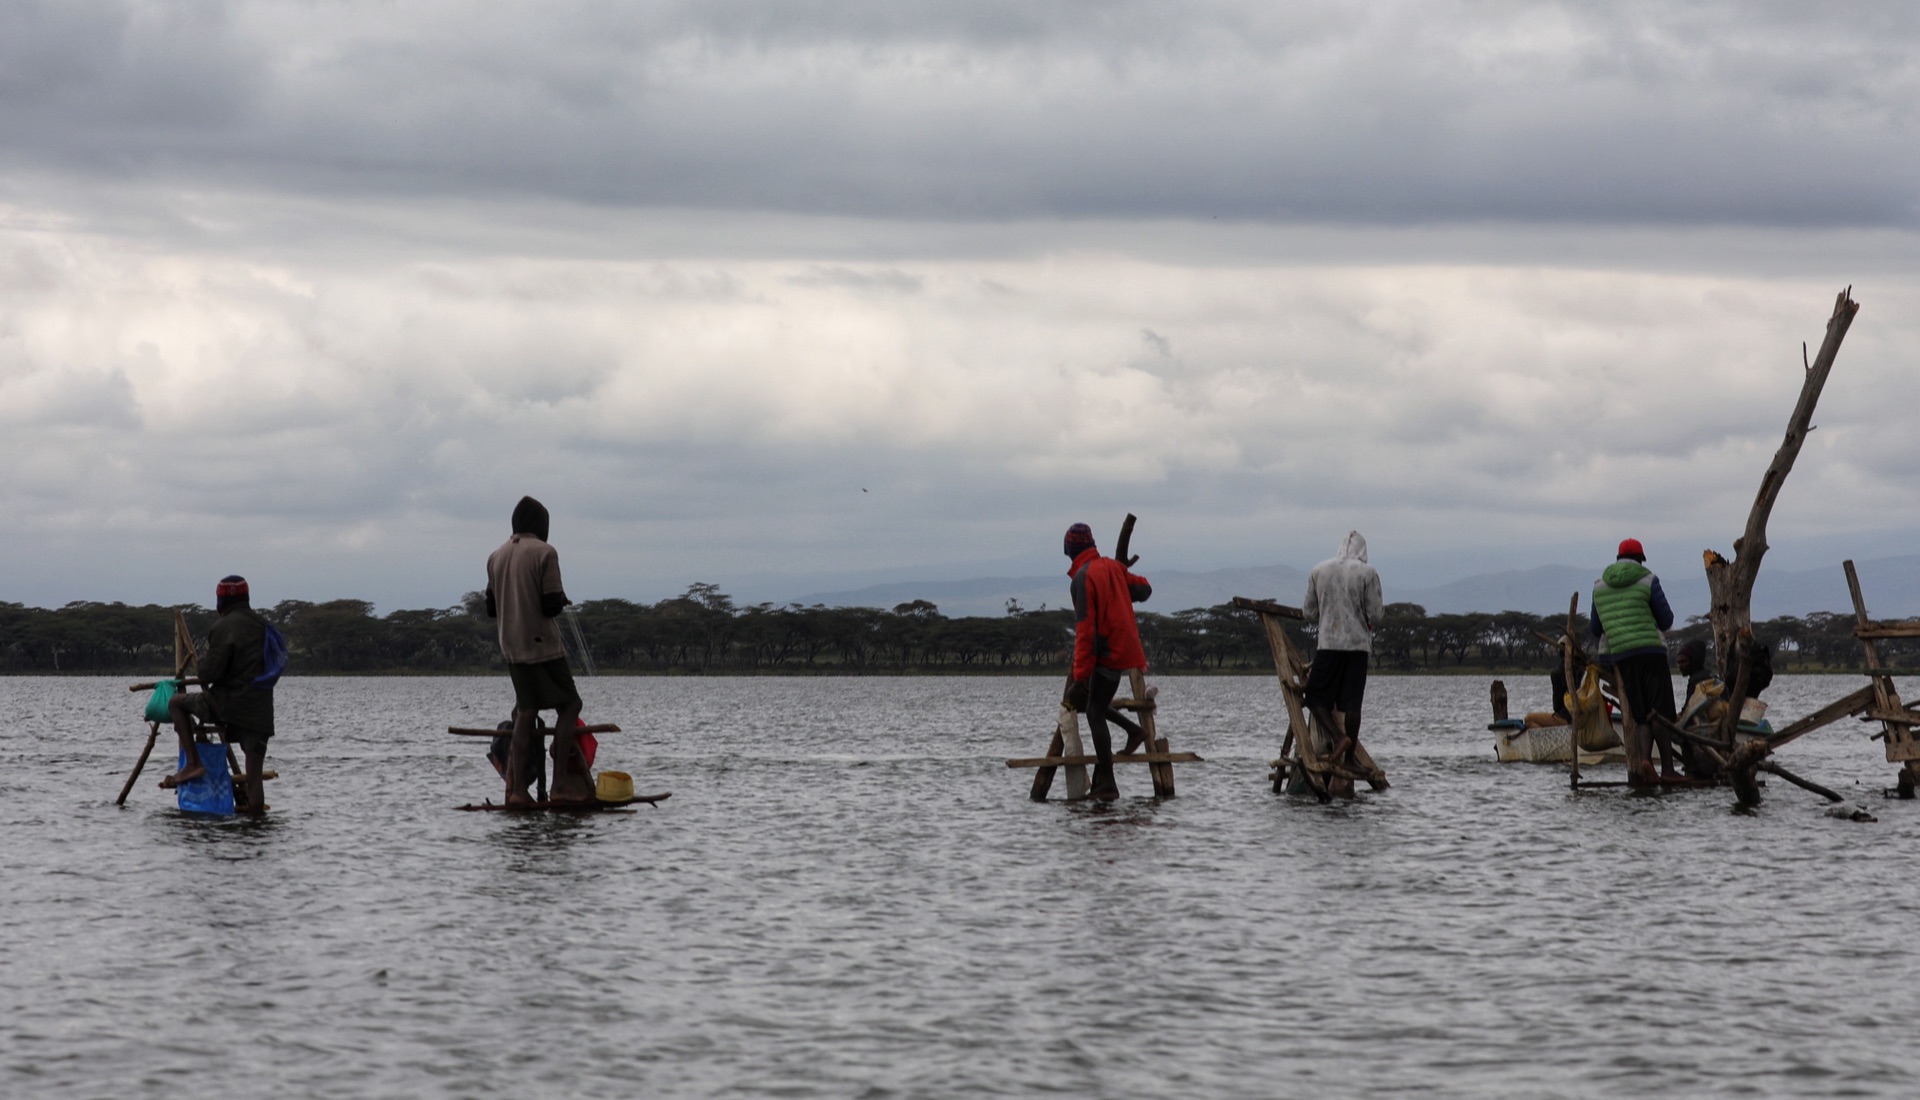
<box><xmin>1302</xmin><ymin>531</ymin><xmax>1384</xmax><ymax>771</ymax></box>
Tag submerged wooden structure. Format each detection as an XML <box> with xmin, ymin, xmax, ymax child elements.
<box><xmin>118</xmin><ymin>610</ymin><xmax>275</xmax><ymax>809</ymax></box>
<box><xmin>1548</xmin><ymin>288</ymin><xmax>1906</xmax><ymax>805</ymax></box>
<box><xmin>447</xmin><ymin>722</ymin><xmax>669</xmax><ymax>811</ymax></box>
<box><xmin>1233</xmin><ymin>596</ymin><xmax>1388</xmax><ymax>801</ymax></box>
<box><xmin>1006</xmin><ymin>513</ymin><xmax>1200</xmax><ymax>799</ymax></box>
<box><xmin>1010</xmin><ymin>669</ymin><xmax>1199</xmax><ymax>800</ymax></box>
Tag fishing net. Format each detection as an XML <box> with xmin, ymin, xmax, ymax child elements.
<box><xmin>1568</xmin><ymin>666</ymin><xmax>1622</xmax><ymax>751</ymax></box>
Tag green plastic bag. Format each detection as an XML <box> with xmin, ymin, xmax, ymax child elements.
<box><xmin>143</xmin><ymin>678</ymin><xmax>181</xmax><ymax>724</ymax></box>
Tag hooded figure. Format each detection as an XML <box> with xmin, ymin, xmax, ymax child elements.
<box><xmin>511</xmin><ymin>495</ymin><xmax>550</xmax><ymax>543</ymax></box>
<box><xmin>1301</xmin><ymin>531</ymin><xmax>1385</xmax><ymax>773</ymax></box>
<box><xmin>1302</xmin><ymin>532</ymin><xmax>1384</xmax><ymax>653</ymax></box>
<box><xmin>485</xmin><ymin>496</ymin><xmax>590</xmax><ymax>804</ymax></box>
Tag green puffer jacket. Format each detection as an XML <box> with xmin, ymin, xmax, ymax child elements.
<box><xmin>1591</xmin><ymin>560</ymin><xmax>1670</xmax><ymax>656</ymax></box>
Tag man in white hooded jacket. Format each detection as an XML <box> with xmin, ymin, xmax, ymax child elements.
<box><xmin>1302</xmin><ymin>531</ymin><xmax>1384</xmax><ymax>770</ymax></box>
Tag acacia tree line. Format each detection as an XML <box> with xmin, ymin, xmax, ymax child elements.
<box><xmin>0</xmin><ymin>586</ymin><xmax>1907</xmax><ymax>674</ymax></box>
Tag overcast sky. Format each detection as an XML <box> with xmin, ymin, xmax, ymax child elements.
<box><xmin>3</xmin><ymin>1</ymin><xmax>1917</xmax><ymax>613</ymax></box>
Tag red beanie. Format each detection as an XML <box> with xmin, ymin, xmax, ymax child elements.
<box><xmin>1617</xmin><ymin>538</ymin><xmax>1645</xmax><ymax>562</ymax></box>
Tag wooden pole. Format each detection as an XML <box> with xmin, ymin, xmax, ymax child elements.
<box><xmin>116</xmin><ymin>722</ymin><xmax>162</xmax><ymax>806</ymax></box>
<box><xmin>1704</xmin><ymin>287</ymin><xmax>1859</xmax><ymax>681</ymax></box>
<box><xmin>1114</xmin><ymin>513</ymin><xmax>1139</xmax><ymax>568</ymax></box>
<box><xmin>1563</xmin><ymin>594</ymin><xmax>1582</xmax><ymax>790</ymax></box>
<box><xmin>1843</xmin><ymin>559</ymin><xmax>1918</xmax><ymax>797</ymax></box>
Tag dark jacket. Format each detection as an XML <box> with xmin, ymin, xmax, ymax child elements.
<box><xmin>1069</xmin><ymin>548</ymin><xmax>1151</xmax><ymax>681</ymax></box>
<box><xmin>204</xmin><ymin>607</ymin><xmax>274</xmax><ymax>738</ymax></box>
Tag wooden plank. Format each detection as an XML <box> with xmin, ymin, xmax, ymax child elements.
<box><xmin>455</xmin><ymin>792</ymin><xmax>669</xmax><ymax>812</ymax></box>
<box><xmin>129</xmin><ymin>677</ymin><xmax>205</xmax><ymax>692</ymax></box>
<box><xmin>449</xmin><ymin>723</ymin><xmax>623</xmax><ymax>737</ymax></box>
<box><xmin>1030</xmin><ymin>728</ymin><xmax>1064</xmax><ymax>800</ymax></box>
<box><xmin>1855</xmin><ymin>623</ymin><xmax>1920</xmax><ymax>639</ymax></box>
<box><xmin>1885</xmin><ymin>739</ymin><xmax>1920</xmax><ymax>763</ymax></box>
<box><xmin>1005</xmin><ymin>752</ymin><xmax>1204</xmax><ymax>769</ymax></box>
<box><xmin>1131</xmin><ymin>668</ymin><xmax>1175</xmax><ymax>797</ymax></box>
<box><xmin>1230</xmin><ymin>596</ymin><xmax>1305</xmax><ymax>620</ymax></box>
<box><xmin>1057</xmin><ymin>704</ymin><xmax>1090</xmax><ymax>801</ymax></box>
<box><xmin>116</xmin><ymin>722</ymin><xmax>163</xmax><ymax>806</ymax></box>
<box><xmin>1861</xmin><ymin>709</ymin><xmax>1920</xmax><ymax>726</ymax></box>
<box><xmin>1764</xmin><ymin>684</ymin><xmax>1877</xmax><ymax>749</ymax></box>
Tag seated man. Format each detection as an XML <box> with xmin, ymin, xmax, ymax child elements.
<box><xmin>161</xmin><ymin>575</ymin><xmax>276</xmax><ymax>815</ymax></box>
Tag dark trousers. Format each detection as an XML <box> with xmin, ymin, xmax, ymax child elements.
<box><xmin>1611</xmin><ymin>651</ymin><xmax>1677</xmax><ymax>725</ymax></box>
<box><xmin>1084</xmin><ymin>672</ymin><xmax>1123</xmax><ymax>764</ymax></box>
<box><xmin>1305</xmin><ymin>649</ymin><xmax>1369</xmax><ymax>742</ymax></box>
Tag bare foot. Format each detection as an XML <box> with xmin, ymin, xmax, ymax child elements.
<box><xmin>158</xmin><ymin>764</ymin><xmax>204</xmax><ymax>789</ymax></box>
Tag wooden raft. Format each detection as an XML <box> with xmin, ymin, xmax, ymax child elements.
<box><xmin>1008</xmin><ymin>669</ymin><xmax>1198</xmax><ymax>799</ymax></box>
<box><xmin>1232</xmin><ymin>596</ymin><xmax>1387</xmax><ymax>801</ymax></box>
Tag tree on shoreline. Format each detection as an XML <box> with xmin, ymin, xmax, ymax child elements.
<box><xmin>0</xmin><ymin>587</ymin><xmax>1901</xmax><ymax>675</ymax></box>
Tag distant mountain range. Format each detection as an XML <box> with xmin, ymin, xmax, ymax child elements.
<box><xmin>792</xmin><ymin>555</ymin><xmax>1920</xmax><ymax>620</ymax></box>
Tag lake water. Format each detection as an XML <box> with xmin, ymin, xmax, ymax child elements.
<box><xmin>3</xmin><ymin>673</ymin><xmax>1916</xmax><ymax>1098</ymax></box>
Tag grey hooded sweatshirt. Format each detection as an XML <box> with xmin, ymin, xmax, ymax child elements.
<box><xmin>1302</xmin><ymin>531</ymin><xmax>1384</xmax><ymax>653</ymax></box>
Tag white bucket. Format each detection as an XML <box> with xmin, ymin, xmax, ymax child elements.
<box><xmin>1740</xmin><ymin>698</ymin><xmax>1768</xmax><ymax>723</ymax></box>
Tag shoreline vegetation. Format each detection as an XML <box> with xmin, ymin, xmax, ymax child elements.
<box><xmin>5</xmin><ymin>583</ymin><xmax>1909</xmax><ymax>678</ymax></box>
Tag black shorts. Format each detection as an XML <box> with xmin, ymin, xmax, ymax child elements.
<box><xmin>1609</xmin><ymin>651</ymin><xmax>1677</xmax><ymax>725</ymax></box>
<box><xmin>1304</xmin><ymin>649</ymin><xmax>1369</xmax><ymax>715</ymax></box>
<box><xmin>173</xmin><ymin>692</ymin><xmax>272</xmax><ymax>757</ymax></box>
<box><xmin>508</xmin><ymin>658</ymin><xmax>581</xmax><ymax>713</ymax></box>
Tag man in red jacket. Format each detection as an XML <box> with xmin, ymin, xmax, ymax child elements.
<box><xmin>1062</xmin><ymin>522</ymin><xmax>1153</xmax><ymax>800</ymax></box>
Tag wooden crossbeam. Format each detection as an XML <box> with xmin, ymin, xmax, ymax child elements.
<box><xmin>1856</xmin><ymin>621</ymin><xmax>1920</xmax><ymax>639</ymax></box>
<box><xmin>1230</xmin><ymin>596</ymin><xmax>1305</xmax><ymax>620</ymax></box>
<box><xmin>1763</xmin><ymin>684</ymin><xmax>1876</xmax><ymax>750</ymax></box>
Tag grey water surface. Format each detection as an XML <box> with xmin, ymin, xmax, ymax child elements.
<box><xmin>3</xmin><ymin>674</ymin><xmax>1916</xmax><ymax>1099</ymax></box>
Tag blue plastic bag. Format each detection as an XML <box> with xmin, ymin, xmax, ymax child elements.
<box><xmin>255</xmin><ymin>621</ymin><xmax>289</xmax><ymax>688</ymax></box>
<box><xmin>175</xmin><ymin>744</ymin><xmax>235</xmax><ymax>815</ymax></box>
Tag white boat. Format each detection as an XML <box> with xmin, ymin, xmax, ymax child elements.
<box><xmin>1490</xmin><ymin>718</ymin><xmax>1628</xmax><ymax>765</ymax></box>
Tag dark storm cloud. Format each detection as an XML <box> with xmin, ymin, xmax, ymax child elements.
<box><xmin>1</xmin><ymin>1</ymin><xmax>1915</xmax><ymax>227</ymax></box>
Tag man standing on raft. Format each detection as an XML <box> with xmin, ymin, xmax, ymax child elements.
<box><xmin>1062</xmin><ymin>522</ymin><xmax>1152</xmax><ymax>801</ymax></box>
<box><xmin>160</xmin><ymin>575</ymin><xmax>275</xmax><ymax>814</ymax></box>
<box><xmin>485</xmin><ymin>496</ymin><xmax>594</xmax><ymax>806</ymax></box>
<box><xmin>1590</xmin><ymin>537</ymin><xmax>1682</xmax><ymax>786</ymax></box>
<box><xmin>1302</xmin><ymin>531</ymin><xmax>1383</xmax><ymax>772</ymax></box>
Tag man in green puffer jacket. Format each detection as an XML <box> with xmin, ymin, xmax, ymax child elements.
<box><xmin>1589</xmin><ymin>538</ymin><xmax>1681</xmax><ymax>785</ymax></box>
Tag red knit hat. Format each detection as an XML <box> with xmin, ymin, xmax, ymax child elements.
<box><xmin>1616</xmin><ymin>538</ymin><xmax>1645</xmax><ymax>562</ymax></box>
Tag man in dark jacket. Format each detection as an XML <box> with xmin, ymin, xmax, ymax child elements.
<box><xmin>485</xmin><ymin>496</ymin><xmax>592</xmax><ymax>805</ymax></box>
<box><xmin>1590</xmin><ymin>538</ymin><xmax>1681</xmax><ymax>785</ymax></box>
<box><xmin>161</xmin><ymin>575</ymin><xmax>276</xmax><ymax>814</ymax></box>
<box><xmin>1061</xmin><ymin>522</ymin><xmax>1152</xmax><ymax>801</ymax></box>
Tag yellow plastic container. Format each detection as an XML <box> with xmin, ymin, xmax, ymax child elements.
<box><xmin>595</xmin><ymin>770</ymin><xmax>634</xmax><ymax>802</ymax></box>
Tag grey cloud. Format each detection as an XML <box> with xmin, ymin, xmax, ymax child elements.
<box><xmin>0</xmin><ymin>2</ymin><xmax>1914</xmax><ymax>228</ymax></box>
<box><xmin>785</xmin><ymin>265</ymin><xmax>924</xmax><ymax>293</ymax></box>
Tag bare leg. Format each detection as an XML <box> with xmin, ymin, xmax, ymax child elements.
<box><xmin>550</xmin><ymin>700</ymin><xmax>595</xmax><ymax>803</ymax></box>
<box><xmin>505</xmin><ymin>707</ymin><xmax>538</xmax><ymax>805</ymax></box>
<box><xmin>159</xmin><ymin>694</ymin><xmax>206</xmax><ymax>788</ymax></box>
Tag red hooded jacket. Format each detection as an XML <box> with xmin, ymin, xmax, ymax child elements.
<box><xmin>1069</xmin><ymin>548</ymin><xmax>1152</xmax><ymax>681</ymax></box>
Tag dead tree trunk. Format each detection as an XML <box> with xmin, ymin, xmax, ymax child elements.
<box><xmin>1703</xmin><ymin>287</ymin><xmax>1859</xmax><ymax>746</ymax></box>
